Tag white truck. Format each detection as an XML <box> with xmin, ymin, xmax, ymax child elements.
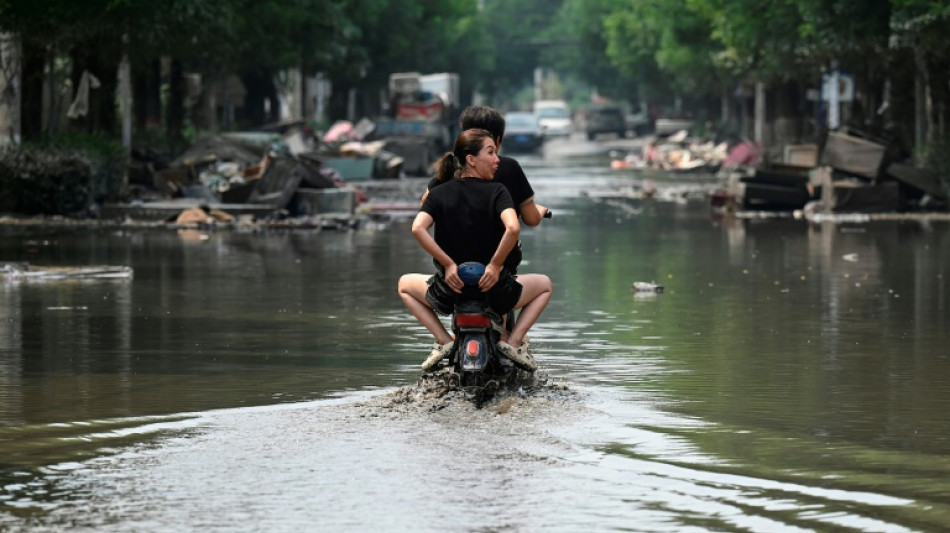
<box><xmin>372</xmin><ymin>72</ymin><xmax>460</xmax><ymax>174</ymax></box>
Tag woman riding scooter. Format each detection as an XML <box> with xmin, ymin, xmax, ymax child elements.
<box><xmin>397</xmin><ymin>128</ymin><xmax>552</xmax><ymax>372</ymax></box>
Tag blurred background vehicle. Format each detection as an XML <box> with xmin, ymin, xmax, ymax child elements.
<box><xmin>585</xmin><ymin>103</ymin><xmax>626</xmax><ymax>140</ymax></box>
<box><xmin>655</xmin><ymin>117</ymin><xmax>696</xmax><ymax>137</ymax></box>
<box><xmin>533</xmin><ymin>100</ymin><xmax>572</xmax><ymax>138</ymax></box>
<box><xmin>625</xmin><ymin>107</ymin><xmax>651</xmax><ymax>137</ymax></box>
<box><xmin>502</xmin><ymin>112</ymin><xmax>545</xmax><ymax>153</ymax></box>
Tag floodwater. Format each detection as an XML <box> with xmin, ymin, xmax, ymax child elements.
<box><xmin>2</xmin><ymin>137</ymin><xmax>950</xmax><ymax>532</ymax></box>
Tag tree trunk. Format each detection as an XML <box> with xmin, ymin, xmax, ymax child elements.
<box><xmin>96</xmin><ymin>58</ymin><xmax>117</xmax><ymax>137</ymax></box>
<box><xmin>720</xmin><ymin>86</ymin><xmax>730</xmax><ymax>126</ymax></box>
<box><xmin>754</xmin><ymin>81</ymin><xmax>765</xmax><ymax>144</ymax></box>
<box><xmin>193</xmin><ymin>77</ymin><xmax>217</xmax><ymax>132</ymax></box>
<box><xmin>0</xmin><ymin>33</ymin><xmax>22</xmax><ymax>144</ymax></box>
<box><xmin>302</xmin><ymin>72</ymin><xmax>311</xmax><ymax>120</ymax></box>
<box><xmin>69</xmin><ymin>42</ymin><xmax>117</xmax><ymax>136</ymax></box>
<box><xmin>913</xmin><ymin>45</ymin><xmax>927</xmax><ymax>157</ymax></box>
<box><xmin>265</xmin><ymin>73</ymin><xmax>279</xmax><ymax>124</ymax></box>
<box><xmin>118</xmin><ymin>54</ymin><xmax>131</xmax><ymax>149</ymax></box>
<box><xmin>133</xmin><ymin>59</ymin><xmax>163</xmax><ymax>132</ymax></box>
<box><xmin>328</xmin><ymin>80</ymin><xmax>352</xmax><ymax>124</ymax></box>
<box><xmin>166</xmin><ymin>58</ymin><xmax>184</xmax><ymax>142</ymax></box>
<box><xmin>19</xmin><ymin>39</ymin><xmax>44</xmax><ymax>141</ymax></box>
<box><xmin>241</xmin><ymin>69</ymin><xmax>274</xmax><ymax>127</ymax></box>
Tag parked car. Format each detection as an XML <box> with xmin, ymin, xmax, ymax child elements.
<box><xmin>503</xmin><ymin>112</ymin><xmax>545</xmax><ymax>152</ymax></box>
<box><xmin>533</xmin><ymin>100</ymin><xmax>572</xmax><ymax>138</ymax></box>
<box><xmin>625</xmin><ymin>108</ymin><xmax>651</xmax><ymax>136</ymax></box>
<box><xmin>585</xmin><ymin>103</ymin><xmax>626</xmax><ymax>140</ymax></box>
<box><xmin>655</xmin><ymin>117</ymin><xmax>695</xmax><ymax>137</ymax></box>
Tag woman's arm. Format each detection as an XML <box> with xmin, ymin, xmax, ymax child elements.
<box><xmin>480</xmin><ymin>208</ymin><xmax>520</xmax><ymax>291</ymax></box>
<box><xmin>411</xmin><ymin>212</ymin><xmax>462</xmax><ymax>292</ymax></box>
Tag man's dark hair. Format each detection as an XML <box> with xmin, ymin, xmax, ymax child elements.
<box><xmin>459</xmin><ymin>106</ymin><xmax>505</xmax><ymax>144</ymax></box>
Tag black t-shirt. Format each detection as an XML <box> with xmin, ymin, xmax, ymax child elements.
<box><xmin>420</xmin><ymin>178</ymin><xmax>514</xmax><ymax>266</ymax></box>
<box><xmin>427</xmin><ymin>156</ymin><xmax>533</xmax><ymax>213</ymax></box>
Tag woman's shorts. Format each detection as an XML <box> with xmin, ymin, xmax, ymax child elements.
<box><xmin>425</xmin><ymin>269</ymin><xmax>523</xmax><ymax>316</ymax></box>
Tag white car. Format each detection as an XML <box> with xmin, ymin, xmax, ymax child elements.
<box><xmin>533</xmin><ymin>100</ymin><xmax>572</xmax><ymax>138</ymax></box>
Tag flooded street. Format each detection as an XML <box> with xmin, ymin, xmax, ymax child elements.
<box><xmin>3</xmin><ymin>137</ymin><xmax>950</xmax><ymax>532</ymax></box>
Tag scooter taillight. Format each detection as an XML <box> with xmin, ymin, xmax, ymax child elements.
<box><xmin>456</xmin><ymin>313</ymin><xmax>491</xmax><ymax>328</ymax></box>
<box><xmin>466</xmin><ymin>340</ymin><xmax>480</xmax><ymax>356</ymax></box>
<box><xmin>459</xmin><ymin>334</ymin><xmax>490</xmax><ymax>373</ymax></box>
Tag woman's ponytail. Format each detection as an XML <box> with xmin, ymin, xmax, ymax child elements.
<box><xmin>433</xmin><ymin>151</ymin><xmax>460</xmax><ymax>182</ymax></box>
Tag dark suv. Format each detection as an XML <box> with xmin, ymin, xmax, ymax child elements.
<box><xmin>585</xmin><ymin>104</ymin><xmax>626</xmax><ymax>140</ymax></box>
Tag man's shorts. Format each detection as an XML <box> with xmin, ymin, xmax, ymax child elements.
<box><xmin>426</xmin><ymin>269</ymin><xmax>523</xmax><ymax>316</ymax></box>
<box><xmin>504</xmin><ymin>240</ymin><xmax>523</xmax><ymax>274</ymax></box>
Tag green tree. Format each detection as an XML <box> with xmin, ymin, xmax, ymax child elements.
<box><xmin>602</xmin><ymin>0</ymin><xmax>724</xmax><ymax>115</ymax></box>
<box><xmin>889</xmin><ymin>1</ymin><xmax>950</xmax><ymax>161</ymax></box>
<box><xmin>342</xmin><ymin>0</ymin><xmax>490</xmax><ymax>119</ymax></box>
<box><xmin>686</xmin><ymin>0</ymin><xmax>803</xmax><ymax>81</ymax></box>
<box><xmin>550</xmin><ymin>0</ymin><xmax>639</xmax><ymax>104</ymax></box>
<box><xmin>476</xmin><ymin>0</ymin><xmax>561</xmax><ymax>104</ymax></box>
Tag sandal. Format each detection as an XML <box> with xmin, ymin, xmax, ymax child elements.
<box><xmin>421</xmin><ymin>340</ymin><xmax>454</xmax><ymax>372</ymax></box>
<box><xmin>496</xmin><ymin>341</ymin><xmax>537</xmax><ymax>372</ymax></box>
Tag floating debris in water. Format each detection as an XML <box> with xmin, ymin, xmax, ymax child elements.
<box><xmin>632</xmin><ymin>281</ymin><xmax>664</xmax><ymax>293</ymax></box>
<box><xmin>2</xmin><ymin>262</ymin><xmax>133</xmax><ymax>281</ymax></box>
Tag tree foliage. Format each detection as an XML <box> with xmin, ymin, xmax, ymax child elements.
<box><xmin>1</xmin><ymin>0</ymin><xmax>949</xmax><ymax>161</ymax></box>
<box><xmin>602</xmin><ymin>0</ymin><xmax>722</xmax><ymax>106</ymax></box>
<box><xmin>549</xmin><ymin>0</ymin><xmax>638</xmax><ymax>101</ymax></box>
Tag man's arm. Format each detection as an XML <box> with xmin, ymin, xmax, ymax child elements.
<box><xmin>481</xmin><ymin>208</ymin><xmax>520</xmax><ymax>291</ymax></box>
<box><xmin>519</xmin><ymin>198</ymin><xmax>549</xmax><ymax>227</ymax></box>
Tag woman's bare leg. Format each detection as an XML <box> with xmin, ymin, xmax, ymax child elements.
<box><xmin>506</xmin><ymin>274</ymin><xmax>552</xmax><ymax>347</ymax></box>
<box><xmin>398</xmin><ymin>274</ymin><xmax>453</xmax><ymax>344</ymax></box>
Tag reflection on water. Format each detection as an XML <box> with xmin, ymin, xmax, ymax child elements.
<box><xmin>2</xmin><ymin>162</ymin><xmax>950</xmax><ymax>530</ymax></box>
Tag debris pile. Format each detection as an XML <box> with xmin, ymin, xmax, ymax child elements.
<box><xmin>610</xmin><ymin>129</ymin><xmax>730</xmax><ymax>173</ymax></box>
<box><xmin>713</xmin><ymin>127</ymin><xmax>949</xmax><ymax>217</ymax></box>
<box><xmin>117</xmin><ymin>120</ymin><xmax>412</xmax><ymax>225</ymax></box>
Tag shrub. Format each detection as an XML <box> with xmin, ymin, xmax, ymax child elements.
<box><xmin>46</xmin><ymin>134</ymin><xmax>128</xmax><ymax>204</ymax></box>
<box><xmin>918</xmin><ymin>140</ymin><xmax>950</xmax><ymax>205</ymax></box>
<box><xmin>0</xmin><ymin>146</ymin><xmax>92</xmax><ymax>215</ymax></box>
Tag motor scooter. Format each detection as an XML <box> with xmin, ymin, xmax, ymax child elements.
<box><xmin>445</xmin><ymin>210</ymin><xmax>552</xmax><ymax>383</ymax></box>
<box><xmin>432</xmin><ymin>262</ymin><xmax>525</xmax><ymax>388</ymax></box>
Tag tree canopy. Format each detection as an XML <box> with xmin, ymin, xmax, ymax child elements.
<box><xmin>2</xmin><ymin>0</ymin><xmax>950</xmax><ymax>154</ymax></box>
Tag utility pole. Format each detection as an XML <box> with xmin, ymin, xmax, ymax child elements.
<box><xmin>118</xmin><ymin>40</ymin><xmax>132</xmax><ymax>149</ymax></box>
<box><xmin>534</xmin><ymin>68</ymin><xmax>543</xmax><ymax>102</ymax></box>
<box><xmin>828</xmin><ymin>63</ymin><xmax>840</xmax><ymax>130</ymax></box>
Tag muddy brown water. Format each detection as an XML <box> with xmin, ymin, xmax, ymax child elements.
<box><xmin>2</xmin><ymin>139</ymin><xmax>950</xmax><ymax>531</ymax></box>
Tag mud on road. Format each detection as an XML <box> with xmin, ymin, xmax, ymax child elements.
<box><xmin>377</xmin><ymin>368</ymin><xmax>576</xmax><ymax>412</ymax></box>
